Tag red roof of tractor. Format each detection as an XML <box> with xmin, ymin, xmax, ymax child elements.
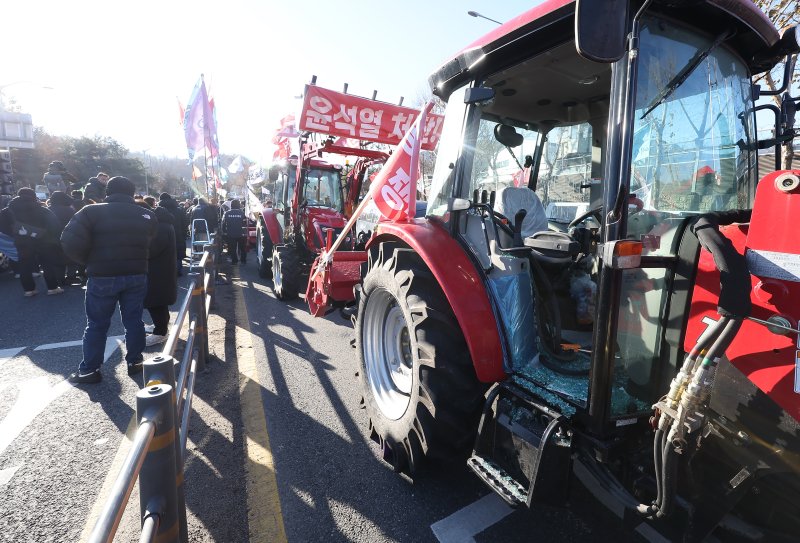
<box><xmin>430</xmin><ymin>0</ymin><xmax>780</xmax><ymax>95</ymax></box>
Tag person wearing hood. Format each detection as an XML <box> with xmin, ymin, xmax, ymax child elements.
<box><xmin>136</xmin><ymin>200</ymin><xmax>177</xmax><ymax>346</ymax></box>
<box><xmin>0</xmin><ymin>187</ymin><xmax>63</xmax><ymax>295</ymax></box>
<box><xmin>158</xmin><ymin>193</ymin><xmax>188</xmax><ymax>275</ymax></box>
<box><xmin>47</xmin><ymin>191</ymin><xmax>78</xmax><ymax>286</ymax></box>
<box><xmin>61</xmin><ymin>176</ymin><xmax>158</xmax><ymax>384</ymax></box>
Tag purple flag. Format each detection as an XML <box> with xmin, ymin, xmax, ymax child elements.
<box><xmin>183</xmin><ymin>77</ymin><xmax>219</xmax><ymax>160</ymax></box>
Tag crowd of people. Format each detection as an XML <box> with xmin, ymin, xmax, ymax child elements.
<box><xmin>0</xmin><ymin>162</ymin><xmax>252</xmax><ymax>385</ymax></box>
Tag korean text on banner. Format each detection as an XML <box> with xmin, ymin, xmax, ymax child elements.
<box><xmin>298</xmin><ymin>86</ymin><xmax>443</xmax><ymax>151</ymax></box>
<box><xmin>369</xmin><ymin>101</ymin><xmax>432</xmax><ymax>222</ymax></box>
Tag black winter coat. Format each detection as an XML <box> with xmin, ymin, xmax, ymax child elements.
<box><xmin>83</xmin><ymin>179</ymin><xmax>106</xmax><ymax>202</ymax></box>
<box><xmin>47</xmin><ymin>192</ymin><xmax>76</xmax><ymax>233</ymax></box>
<box><xmin>159</xmin><ymin>198</ymin><xmax>187</xmax><ymax>240</ymax></box>
<box><xmin>190</xmin><ymin>202</ymin><xmax>218</xmax><ymax>233</ymax></box>
<box><xmin>144</xmin><ymin>207</ymin><xmax>177</xmax><ymax>308</ymax></box>
<box><xmin>4</xmin><ymin>195</ymin><xmax>62</xmax><ymax>246</ymax></box>
<box><xmin>222</xmin><ymin>208</ymin><xmax>245</xmax><ymax>238</ymax></box>
<box><xmin>61</xmin><ymin>194</ymin><xmax>157</xmax><ymax>277</ymax></box>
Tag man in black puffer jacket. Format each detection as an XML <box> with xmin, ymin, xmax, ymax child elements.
<box><xmin>158</xmin><ymin>193</ymin><xmax>188</xmax><ymax>275</ymax></box>
<box><xmin>61</xmin><ymin>177</ymin><xmax>157</xmax><ymax>384</ymax></box>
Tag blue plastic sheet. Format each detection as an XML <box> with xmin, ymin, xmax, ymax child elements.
<box><xmin>0</xmin><ymin>233</ymin><xmax>18</xmax><ymax>261</ymax></box>
<box><xmin>487</xmin><ymin>271</ymin><xmax>538</xmax><ymax>374</ymax></box>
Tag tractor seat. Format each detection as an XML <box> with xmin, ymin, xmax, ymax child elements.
<box><xmin>496</xmin><ymin>186</ymin><xmax>549</xmax><ymax>238</ymax></box>
<box><xmin>495</xmin><ymin>186</ymin><xmax>576</xmax><ymax>263</ymax></box>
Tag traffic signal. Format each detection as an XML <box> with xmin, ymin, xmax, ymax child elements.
<box><xmin>0</xmin><ymin>151</ymin><xmax>12</xmax><ymax>197</ymax></box>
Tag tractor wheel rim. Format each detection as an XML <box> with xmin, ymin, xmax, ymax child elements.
<box><xmin>274</xmin><ymin>254</ymin><xmax>282</xmax><ymax>288</ymax></box>
<box><xmin>362</xmin><ymin>288</ymin><xmax>413</xmax><ymax>420</ymax></box>
<box><xmin>257</xmin><ymin>231</ymin><xmax>262</xmax><ymax>263</ymax></box>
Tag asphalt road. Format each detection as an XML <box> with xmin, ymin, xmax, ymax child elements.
<box><xmin>0</xmin><ymin>257</ymin><xmax>643</xmax><ymax>542</ymax></box>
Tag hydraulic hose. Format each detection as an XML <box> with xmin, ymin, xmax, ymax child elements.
<box><xmin>690</xmin><ymin>210</ymin><xmax>752</xmax><ymax>318</ymax></box>
<box><xmin>638</xmin><ymin>211</ymin><xmax>750</xmax><ymax>520</ymax></box>
<box><xmin>657</xmin><ymin>440</ymin><xmax>680</xmax><ymax>517</ymax></box>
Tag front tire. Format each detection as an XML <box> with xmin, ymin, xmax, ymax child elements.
<box><xmin>272</xmin><ymin>245</ymin><xmax>300</xmax><ymax>300</ymax></box>
<box><xmin>356</xmin><ymin>242</ymin><xmax>485</xmax><ymax>475</ymax></box>
<box><xmin>257</xmin><ymin>227</ymin><xmax>273</xmax><ymax>279</ymax></box>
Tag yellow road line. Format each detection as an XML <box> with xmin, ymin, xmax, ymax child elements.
<box><xmin>233</xmin><ymin>278</ymin><xmax>288</xmax><ymax>543</ymax></box>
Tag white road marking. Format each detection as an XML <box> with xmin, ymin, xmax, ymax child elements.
<box><xmin>0</xmin><ymin>335</ymin><xmax>125</xmax><ymax>461</ymax></box>
<box><xmin>103</xmin><ymin>335</ymin><xmax>125</xmax><ymax>363</ymax></box>
<box><xmin>430</xmin><ymin>493</ymin><xmax>514</xmax><ymax>543</ymax></box>
<box><xmin>34</xmin><ymin>340</ymin><xmax>84</xmax><ymax>351</ymax></box>
<box><xmin>0</xmin><ymin>347</ymin><xmax>26</xmax><ymax>368</ymax></box>
<box><xmin>0</xmin><ymin>463</ymin><xmax>25</xmax><ymax>486</ymax></box>
<box><xmin>0</xmin><ymin>464</ymin><xmax>22</xmax><ymax>486</ymax></box>
<box><xmin>0</xmin><ymin>377</ymin><xmax>73</xmax><ymax>458</ymax></box>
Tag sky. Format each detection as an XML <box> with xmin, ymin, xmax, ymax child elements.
<box><xmin>3</xmin><ymin>0</ymin><xmax>542</xmax><ymax>165</ymax></box>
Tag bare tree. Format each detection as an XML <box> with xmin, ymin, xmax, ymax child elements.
<box><xmin>753</xmin><ymin>0</ymin><xmax>799</xmax><ymax>167</ymax></box>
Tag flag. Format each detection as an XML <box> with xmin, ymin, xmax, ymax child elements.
<box><xmin>192</xmin><ymin>164</ymin><xmax>203</xmax><ymax>180</ymax></box>
<box><xmin>271</xmin><ymin>114</ymin><xmax>299</xmax><ymax>161</ymax></box>
<box><xmin>177</xmin><ymin>97</ymin><xmax>185</xmax><ymax>128</ymax></box>
<box><xmin>272</xmin><ymin>115</ymin><xmax>299</xmax><ymax>143</ymax></box>
<box><xmin>228</xmin><ymin>155</ymin><xmax>245</xmax><ymax>174</ymax></box>
<box><xmin>183</xmin><ymin>77</ymin><xmax>219</xmax><ymax>160</ymax></box>
<box><xmin>273</xmin><ymin>139</ymin><xmax>291</xmax><ymax>161</ymax></box>
<box><xmin>369</xmin><ymin>101</ymin><xmax>432</xmax><ymax>221</ymax></box>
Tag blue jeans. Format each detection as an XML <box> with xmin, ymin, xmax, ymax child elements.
<box><xmin>79</xmin><ymin>274</ymin><xmax>147</xmax><ymax>373</ymax></box>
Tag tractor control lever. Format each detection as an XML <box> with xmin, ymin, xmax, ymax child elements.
<box><xmin>513</xmin><ymin>209</ymin><xmax>527</xmax><ymax>246</ymax></box>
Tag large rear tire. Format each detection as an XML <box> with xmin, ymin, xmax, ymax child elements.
<box><xmin>256</xmin><ymin>227</ymin><xmax>273</xmax><ymax>279</ymax></box>
<box><xmin>272</xmin><ymin>245</ymin><xmax>300</xmax><ymax>300</ymax></box>
<box><xmin>356</xmin><ymin>242</ymin><xmax>485</xmax><ymax>475</ymax></box>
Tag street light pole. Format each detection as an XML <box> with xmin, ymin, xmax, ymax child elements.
<box><xmin>467</xmin><ymin>10</ymin><xmax>502</xmax><ymax>25</ymax></box>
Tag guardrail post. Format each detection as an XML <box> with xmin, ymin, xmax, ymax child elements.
<box><xmin>137</xmin><ymin>384</ymin><xmax>180</xmax><ymax>543</ymax></box>
<box><xmin>188</xmin><ymin>271</ymin><xmax>208</xmax><ymax>372</ymax></box>
<box><xmin>203</xmin><ymin>243</ymin><xmax>215</xmax><ymax>307</ymax></box>
<box><xmin>144</xmin><ymin>355</ymin><xmax>188</xmax><ymax>542</ymax></box>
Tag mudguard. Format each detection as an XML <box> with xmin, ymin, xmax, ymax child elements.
<box><xmin>369</xmin><ymin>219</ymin><xmax>506</xmax><ymax>383</ymax></box>
<box><xmin>260</xmin><ymin>207</ymin><xmax>283</xmax><ymax>245</ymax></box>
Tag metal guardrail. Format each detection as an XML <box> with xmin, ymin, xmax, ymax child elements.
<box><xmin>87</xmin><ymin>234</ymin><xmax>220</xmax><ymax>543</ymax></box>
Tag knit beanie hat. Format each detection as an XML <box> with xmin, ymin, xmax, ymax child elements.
<box><xmin>106</xmin><ymin>176</ymin><xmax>136</xmax><ymax>197</ymax></box>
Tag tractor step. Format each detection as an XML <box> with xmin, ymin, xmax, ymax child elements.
<box><xmin>470</xmin><ymin>382</ymin><xmax>573</xmax><ymax>507</ymax></box>
<box><xmin>467</xmin><ymin>455</ymin><xmax>528</xmax><ymax>506</ymax></box>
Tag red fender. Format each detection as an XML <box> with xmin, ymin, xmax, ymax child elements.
<box><xmin>261</xmin><ymin>207</ymin><xmax>283</xmax><ymax>245</ymax></box>
<box><xmin>369</xmin><ymin>219</ymin><xmax>506</xmax><ymax>383</ymax></box>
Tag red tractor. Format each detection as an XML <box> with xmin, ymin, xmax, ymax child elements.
<box><xmin>343</xmin><ymin>1</ymin><xmax>800</xmax><ymax>540</ymax></box>
<box><xmin>254</xmin><ymin>137</ymin><xmax>387</xmax><ymax>300</ymax></box>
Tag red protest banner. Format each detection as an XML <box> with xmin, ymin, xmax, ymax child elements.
<box><xmin>298</xmin><ymin>85</ymin><xmax>444</xmax><ymax>151</ymax></box>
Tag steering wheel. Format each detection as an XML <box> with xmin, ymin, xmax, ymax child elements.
<box><xmin>569</xmin><ymin>206</ymin><xmax>602</xmax><ymax>229</ymax></box>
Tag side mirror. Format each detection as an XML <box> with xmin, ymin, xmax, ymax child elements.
<box><xmin>575</xmin><ymin>0</ymin><xmax>629</xmax><ymax>63</ymax></box>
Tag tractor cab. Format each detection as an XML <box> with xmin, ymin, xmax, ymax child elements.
<box><xmin>355</xmin><ymin>0</ymin><xmax>800</xmax><ymax>539</ymax></box>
